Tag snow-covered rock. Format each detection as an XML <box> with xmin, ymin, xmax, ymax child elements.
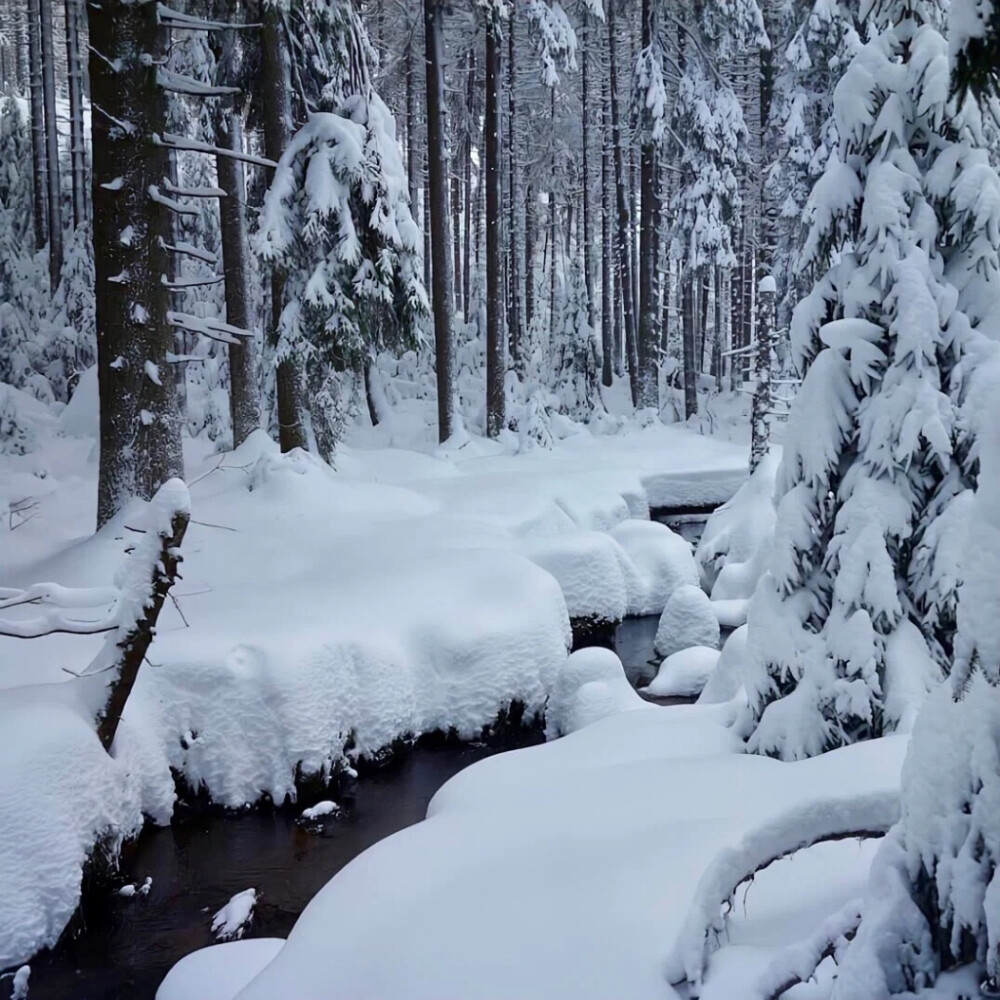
<box><xmin>655</xmin><ymin>584</ymin><xmax>721</xmax><ymax>658</ymax></box>
<box><xmin>212</xmin><ymin>889</ymin><xmax>257</xmax><ymax>942</ymax></box>
<box><xmin>609</xmin><ymin>519</ymin><xmax>699</xmax><ymax>617</ymax></box>
<box><xmin>644</xmin><ymin>646</ymin><xmax>721</xmax><ymax>699</ymax></box>
<box><xmin>300</xmin><ymin>801</ymin><xmax>339</xmax><ymax>822</ymax></box>
<box><xmin>545</xmin><ymin>647</ymin><xmax>649</xmax><ymax>738</ymax></box>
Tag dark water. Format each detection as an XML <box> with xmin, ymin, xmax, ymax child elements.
<box><xmin>24</xmin><ymin>616</ymin><xmax>664</xmax><ymax>1000</ymax></box>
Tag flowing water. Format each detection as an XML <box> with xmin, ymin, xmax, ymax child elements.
<box><xmin>25</xmin><ymin>616</ymin><xmax>666</xmax><ymax>1000</ymax></box>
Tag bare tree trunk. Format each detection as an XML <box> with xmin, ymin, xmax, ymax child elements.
<box><xmin>27</xmin><ymin>0</ymin><xmax>47</xmax><ymax>253</ymax></box>
<box><xmin>682</xmin><ymin>272</ymin><xmax>698</xmax><ymax>418</ymax></box>
<box><xmin>608</xmin><ymin>0</ymin><xmax>638</xmax><ymax>406</ymax></box>
<box><xmin>485</xmin><ymin>14</ymin><xmax>504</xmax><ymax>438</ymax></box>
<box><xmin>582</xmin><ymin>19</ymin><xmax>596</xmax><ymax>333</ymax></box>
<box><xmin>424</xmin><ymin>0</ymin><xmax>455</xmax><ymax>443</ymax></box>
<box><xmin>261</xmin><ymin>7</ymin><xmax>308</xmax><ymax>453</ymax></box>
<box><xmin>39</xmin><ymin>0</ymin><xmax>62</xmax><ymax>287</ymax></box>
<box><xmin>451</xmin><ymin>163</ymin><xmax>463</xmax><ymax>318</ymax></box>
<box><xmin>464</xmin><ymin>48</ymin><xmax>475</xmax><ymax>319</ymax></box>
<box><xmin>751</xmin><ymin>275</ymin><xmax>776</xmax><ymax>471</ymax></box>
<box><xmin>216</xmin><ymin>112</ymin><xmax>260</xmax><ymax>449</ymax></box>
<box><xmin>712</xmin><ymin>265</ymin><xmax>723</xmax><ymax>390</ymax></box>
<box><xmin>525</xmin><ymin>182</ymin><xmax>536</xmax><ymax>331</ymax></box>
<box><xmin>507</xmin><ymin>16</ymin><xmax>524</xmax><ymax>370</ymax></box>
<box><xmin>89</xmin><ymin>0</ymin><xmax>183</xmax><ymax>528</ymax></box>
<box><xmin>600</xmin><ymin>92</ymin><xmax>613</xmax><ymax>388</ymax></box>
<box><xmin>65</xmin><ymin>0</ymin><xmax>87</xmax><ymax>229</ymax></box>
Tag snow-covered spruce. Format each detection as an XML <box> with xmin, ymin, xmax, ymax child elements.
<box><xmin>744</xmin><ymin>0</ymin><xmax>1000</xmax><ymax>761</ymax></box>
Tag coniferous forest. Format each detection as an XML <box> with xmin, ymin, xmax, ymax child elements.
<box><xmin>2</xmin><ymin>2</ymin><xmax>1000</xmax><ymax>999</ymax></box>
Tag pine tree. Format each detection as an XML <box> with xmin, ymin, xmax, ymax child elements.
<box><xmin>743</xmin><ymin>0</ymin><xmax>1000</xmax><ymax>761</ymax></box>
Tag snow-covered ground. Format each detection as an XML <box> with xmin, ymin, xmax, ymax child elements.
<box><xmin>0</xmin><ymin>380</ymin><xmax>749</xmax><ymax>969</ymax></box>
<box><xmin>167</xmin><ymin>684</ymin><xmax>906</xmax><ymax>1000</ymax></box>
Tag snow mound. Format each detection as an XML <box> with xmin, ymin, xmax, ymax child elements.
<box><xmin>644</xmin><ymin>646</ymin><xmax>721</xmax><ymax>699</ymax></box>
<box><xmin>698</xmin><ymin>625</ymin><xmax>749</xmax><ymax>705</ymax></box>
<box><xmin>696</xmin><ymin>451</ymin><xmax>778</xmax><ymax>592</ymax></box>
<box><xmin>520</xmin><ymin>532</ymin><xmax>629</xmax><ymax>623</ymax></box>
<box><xmin>546</xmin><ymin>647</ymin><xmax>649</xmax><ymax>738</ymax></box>
<box><xmin>0</xmin><ymin>689</ymin><xmax>144</xmax><ymax>968</ymax></box>
<box><xmin>156</xmin><ymin>939</ymin><xmax>285</xmax><ymax>1000</ymax></box>
<box><xmin>655</xmin><ymin>584</ymin><xmax>721</xmax><ymax>658</ymax></box>
<box><xmin>56</xmin><ymin>366</ymin><xmax>99</xmax><ymax>440</ymax></box>
<box><xmin>0</xmin><ymin>381</ymin><xmax>56</xmax><ymax>455</ymax></box>
<box><xmin>609</xmin><ymin>519</ymin><xmax>698</xmax><ymax>616</ymax></box>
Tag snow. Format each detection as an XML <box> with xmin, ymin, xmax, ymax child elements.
<box><xmin>299</xmin><ymin>800</ymin><xmax>339</xmax><ymax>821</ymax></box>
<box><xmin>655</xmin><ymin>584</ymin><xmax>721</xmax><ymax>658</ymax></box>
<box><xmin>212</xmin><ymin>888</ymin><xmax>257</xmax><ymax>942</ymax></box>
<box><xmin>156</xmin><ymin>940</ymin><xmax>285</xmax><ymax>1000</ymax></box>
<box><xmin>698</xmin><ymin>624</ymin><xmax>749</xmax><ymax>705</ymax></box>
<box><xmin>643</xmin><ymin>646</ymin><xmax>721</xmax><ymax>698</ymax></box>
<box><xmin>0</xmin><ymin>413</ymin><xmax>748</xmax><ymax>967</ymax></box>
<box><xmin>221</xmin><ymin>711</ymin><xmax>907</xmax><ymax>1000</ymax></box>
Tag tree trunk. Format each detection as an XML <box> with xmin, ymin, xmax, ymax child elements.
<box><xmin>27</xmin><ymin>0</ymin><xmax>46</xmax><ymax>253</ymax></box>
<box><xmin>217</xmin><ymin>112</ymin><xmax>260</xmax><ymax>449</ymax></box>
<box><xmin>424</xmin><ymin>0</ymin><xmax>455</xmax><ymax>443</ymax></box>
<box><xmin>582</xmin><ymin>20</ymin><xmax>595</xmax><ymax>332</ymax></box>
<box><xmin>507</xmin><ymin>15</ymin><xmax>524</xmax><ymax>370</ymax></box>
<box><xmin>525</xmin><ymin>182</ymin><xmax>536</xmax><ymax>332</ymax></box>
<box><xmin>451</xmin><ymin>163</ymin><xmax>463</xmax><ymax>318</ymax></box>
<box><xmin>682</xmin><ymin>272</ymin><xmax>698</xmax><ymax>419</ymax></box>
<box><xmin>601</xmin><ymin>56</ymin><xmax>615</xmax><ymax>386</ymax></box>
<box><xmin>65</xmin><ymin>0</ymin><xmax>87</xmax><ymax>229</ymax></box>
<box><xmin>485</xmin><ymin>15</ymin><xmax>504</xmax><ymax>438</ymax></box>
<box><xmin>751</xmin><ymin>275</ymin><xmax>776</xmax><ymax>472</ymax></box>
<box><xmin>636</xmin><ymin>0</ymin><xmax>659</xmax><ymax>411</ymax></box>
<box><xmin>608</xmin><ymin>0</ymin><xmax>638</xmax><ymax>406</ymax></box>
<box><xmin>261</xmin><ymin>7</ymin><xmax>308</xmax><ymax>453</ymax></box>
<box><xmin>712</xmin><ymin>265</ymin><xmax>723</xmax><ymax>390</ymax></box>
<box><xmin>464</xmin><ymin>48</ymin><xmax>475</xmax><ymax>320</ymax></box>
<box><xmin>89</xmin><ymin>0</ymin><xmax>183</xmax><ymax>528</ymax></box>
<box><xmin>39</xmin><ymin>0</ymin><xmax>62</xmax><ymax>287</ymax></box>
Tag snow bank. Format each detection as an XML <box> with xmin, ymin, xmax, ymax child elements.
<box><xmin>698</xmin><ymin>625</ymin><xmax>749</xmax><ymax>705</ymax></box>
<box><xmin>609</xmin><ymin>519</ymin><xmax>699</xmax><ymax>616</ymax></box>
<box><xmin>643</xmin><ymin>646</ymin><xmax>721</xmax><ymax>698</ymax></box>
<box><xmin>223</xmin><ymin>719</ymin><xmax>905</xmax><ymax>1000</ymax></box>
<box><xmin>157</xmin><ymin>939</ymin><xmax>285</xmax><ymax>1000</ymax></box>
<box><xmin>545</xmin><ymin>647</ymin><xmax>650</xmax><ymax>737</ymax></box>
<box><xmin>655</xmin><ymin>584</ymin><xmax>720</xmax><ymax>658</ymax></box>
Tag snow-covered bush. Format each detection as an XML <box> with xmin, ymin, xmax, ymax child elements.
<box><xmin>655</xmin><ymin>584</ymin><xmax>720</xmax><ymax>659</ymax></box>
<box><xmin>644</xmin><ymin>646</ymin><xmax>721</xmax><ymax>699</ymax></box>
<box><xmin>546</xmin><ymin>647</ymin><xmax>647</xmax><ymax>738</ymax></box>
<box><xmin>744</xmin><ymin>0</ymin><xmax>1000</xmax><ymax>760</ymax></box>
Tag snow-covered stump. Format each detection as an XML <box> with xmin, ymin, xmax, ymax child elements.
<box><xmin>666</xmin><ymin>790</ymin><xmax>899</xmax><ymax>997</ymax></box>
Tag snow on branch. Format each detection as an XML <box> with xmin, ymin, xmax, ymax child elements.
<box><xmin>753</xmin><ymin>899</ymin><xmax>863</xmax><ymax>1000</ymax></box>
<box><xmin>153</xmin><ymin>133</ymin><xmax>277</xmax><ymax>170</ymax></box>
<box><xmin>148</xmin><ymin>184</ymin><xmax>199</xmax><ymax>217</ymax></box>
<box><xmin>167</xmin><ymin>311</ymin><xmax>254</xmax><ymax>346</ymax></box>
<box><xmin>156</xmin><ymin>3</ymin><xmax>261</xmax><ymax>31</ymax></box>
<box><xmin>159</xmin><ymin>238</ymin><xmax>217</xmax><ymax>265</ymax></box>
<box><xmin>161</xmin><ymin>274</ymin><xmax>224</xmax><ymax>290</ymax></box>
<box><xmin>162</xmin><ymin>179</ymin><xmax>226</xmax><ymax>199</ymax></box>
<box><xmin>665</xmin><ymin>791</ymin><xmax>899</xmax><ymax>997</ymax></box>
<box><xmin>155</xmin><ymin>68</ymin><xmax>241</xmax><ymax>98</ymax></box>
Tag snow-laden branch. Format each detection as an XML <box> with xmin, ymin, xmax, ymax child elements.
<box><xmin>161</xmin><ymin>274</ymin><xmax>224</xmax><ymax>290</ymax></box>
<box><xmin>153</xmin><ymin>133</ymin><xmax>277</xmax><ymax>170</ymax></box>
<box><xmin>162</xmin><ymin>179</ymin><xmax>226</xmax><ymax>199</ymax></box>
<box><xmin>753</xmin><ymin>899</ymin><xmax>862</xmax><ymax>1000</ymax></box>
<box><xmin>167</xmin><ymin>311</ymin><xmax>254</xmax><ymax>346</ymax></box>
<box><xmin>155</xmin><ymin>68</ymin><xmax>241</xmax><ymax>98</ymax></box>
<box><xmin>148</xmin><ymin>184</ymin><xmax>199</xmax><ymax>217</ymax></box>
<box><xmin>159</xmin><ymin>239</ymin><xmax>217</xmax><ymax>265</ymax></box>
<box><xmin>156</xmin><ymin>3</ymin><xmax>261</xmax><ymax>31</ymax></box>
<box><xmin>665</xmin><ymin>791</ymin><xmax>898</xmax><ymax>997</ymax></box>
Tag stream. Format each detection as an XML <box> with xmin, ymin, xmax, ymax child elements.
<box><xmin>26</xmin><ymin>615</ymin><xmax>666</xmax><ymax>1000</ymax></box>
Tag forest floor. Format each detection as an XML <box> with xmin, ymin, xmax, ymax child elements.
<box><xmin>1</xmin><ymin>373</ymin><xmax>748</xmax><ymax>974</ymax></box>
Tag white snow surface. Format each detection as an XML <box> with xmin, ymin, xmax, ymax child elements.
<box><xmin>156</xmin><ymin>939</ymin><xmax>285</xmax><ymax>1000</ymax></box>
<box><xmin>644</xmin><ymin>646</ymin><xmax>721</xmax><ymax>698</ymax></box>
<box><xmin>698</xmin><ymin>624</ymin><xmax>749</xmax><ymax>705</ymax></box>
<box><xmin>212</xmin><ymin>889</ymin><xmax>257</xmax><ymax>942</ymax></box>
<box><xmin>655</xmin><ymin>583</ymin><xmax>721</xmax><ymax>658</ymax></box>
<box><xmin>0</xmin><ymin>413</ymin><xmax>747</xmax><ymax>967</ymax></box>
<box><xmin>223</xmin><ymin>711</ymin><xmax>907</xmax><ymax>1000</ymax></box>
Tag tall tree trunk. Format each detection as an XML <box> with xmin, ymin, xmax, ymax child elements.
<box><xmin>217</xmin><ymin>112</ymin><xmax>260</xmax><ymax>449</ymax></box>
<box><xmin>601</xmin><ymin>56</ymin><xmax>615</xmax><ymax>385</ymax></box>
<box><xmin>27</xmin><ymin>0</ymin><xmax>46</xmax><ymax>253</ymax></box>
<box><xmin>682</xmin><ymin>272</ymin><xmax>698</xmax><ymax>419</ymax></box>
<box><xmin>464</xmin><ymin>48</ymin><xmax>475</xmax><ymax>320</ymax></box>
<box><xmin>39</xmin><ymin>0</ymin><xmax>62</xmax><ymax>287</ymax></box>
<box><xmin>451</xmin><ymin>163</ymin><xmax>463</xmax><ymax>318</ymax></box>
<box><xmin>507</xmin><ymin>15</ymin><xmax>524</xmax><ymax>370</ymax></box>
<box><xmin>65</xmin><ymin>0</ymin><xmax>87</xmax><ymax>229</ymax></box>
<box><xmin>636</xmin><ymin>0</ymin><xmax>659</xmax><ymax>411</ymax></box>
<box><xmin>261</xmin><ymin>7</ymin><xmax>308</xmax><ymax>453</ymax></box>
<box><xmin>582</xmin><ymin>19</ymin><xmax>595</xmax><ymax>332</ymax></box>
<box><xmin>485</xmin><ymin>16</ymin><xmax>504</xmax><ymax>438</ymax></box>
<box><xmin>608</xmin><ymin>0</ymin><xmax>639</xmax><ymax>406</ymax></box>
<box><xmin>424</xmin><ymin>0</ymin><xmax>455</xmax><ymax>443</ymax></box>
<box><xmin>750</xmin><ymin>275</ymin><xmax>776</xmax><ymax>472</ymax></box>
<box><xmin>89</xmin><ymin>0</ymin><xmax>183</xmax><ymax>528</ymax></box>
<box><xmin>712</xmin><ymin>265</ymin><xmax>723</xmax><ymax>390</ymax></box>
<box><xmin>525</xmin><ymin>182</ymin><xmax>536</xmax><ymax>331</ymax></box>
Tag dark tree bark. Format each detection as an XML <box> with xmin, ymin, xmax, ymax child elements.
<box><xmin>39</xmin><ymin>0</ymin><xmax>62</xmax><ymax>287</ymax></box>
<box><xmin>27</xmin><ymin>0</ymin><xmax>46</xmax><ymax>252</ymax></box>
<box><xmin>89</xmin><ymin>0</ymin><xmax>183</xmax><ymax>528</ymax></box>
<box><xmin>525</xmin><ymin>181</ymin><xmax>536</xmax><ymax>331</ymax></box>
<box><xmin>216</xmin><ymin>112</ymin><xmax>260</xmax><ymax>449</ymax></box>
<box><xmin>464</xmin><ymin>48</ymin><xmax>475</xmax><ymax>320</ymax></box>
<box><xmin>581</xmin><ymin>16</ymin><xmax>594</xmax><ymax>336</ymax></box>
<box><xmin>65</xmin><ymin>0</ymin><xmax>87</xmax><ymax>229</ymax></box>
<box><xmin>507</xmin><ymin>14</ymin><xmax>524</xmax><ymax>369</ymax></box>
<box><xmin>751</xmin><ymin>275</ymin><xmax>776</xmax><ymax>472</ymax></box>
<box><xmin>261</xmin><ymin>7</ymin><xmax>308</xmax><ymax>453</ymax></box>
<box><xmin>485</xmin><ymin>14</ymin><xmax>504</xmax><ymax>438</ymax></box>
<box><xmin>424</xmin><ymin>0</ymin><xmax>455</xmax><ymax>442</ymax></box>
<box><xmin>636</xmin><ymin>0</ymin><xmax>659</xmax><ymax>410</ymax></box>
<box><xmin>601</xmin><ymin>56</ymin><xmax>615</xmax><ymax>386</ymax></box>
<box><xmin>608</xmin><ymin>0</ymin><xmax>639</xmax><ymax>406</ymax></box>
<box><xmin>682</xmin><ymin>272</ymin><xmax>698</xmax><ymax>418</ymax></box>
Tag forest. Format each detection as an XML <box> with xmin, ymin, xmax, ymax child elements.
<box><xmin>2</xmin><ymin>1</ymin><xmax>1000</xmax><ymax>999</ymax></box>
